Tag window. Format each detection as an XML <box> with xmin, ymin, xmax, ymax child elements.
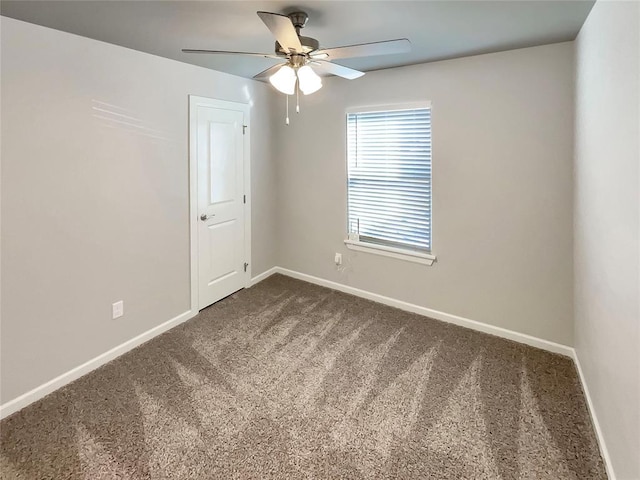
<box><xmin>346</xmin><ymin>104</ymin><xmax>434</xmax><ymax>264</ymax></box>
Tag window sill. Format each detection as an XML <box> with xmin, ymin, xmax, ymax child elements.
<box><xmin>344</xmin><ymin>239</ymin><xmax>436</xmax><ymax>266</ymax></box>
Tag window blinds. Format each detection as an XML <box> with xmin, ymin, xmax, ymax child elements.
<box><xmin>347</xmin><ymin>107</ymin><xmax>432</xmax><ymax>252</ymax></box>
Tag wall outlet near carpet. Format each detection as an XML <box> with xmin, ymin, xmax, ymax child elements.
<box><xmin>112</xmin><ymin>301</ymin><xmax>124</xmax><ymax>319</ymax></box>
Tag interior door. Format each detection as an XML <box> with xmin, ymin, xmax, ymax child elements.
<box><xmin>195</xmin><ymin>101</ymin><xmax>247</xmax><ymax>310</ymax></box>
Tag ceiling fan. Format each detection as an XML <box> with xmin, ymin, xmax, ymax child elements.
<box><xmin>182</xmin><ymin>10</ymin><xmax>411</xmax><ymax>99</ymax></box>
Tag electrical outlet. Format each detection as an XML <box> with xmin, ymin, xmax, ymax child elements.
<box><xmin>334</xmin><ymin>253</ymin><xmax>342</xmax><ymax>265</ymax></box>
<box><xmin>112</xmin><ymin>300</ymin><xmax>124</xmax><ymax>319</ymax></box>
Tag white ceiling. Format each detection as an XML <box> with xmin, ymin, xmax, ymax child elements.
<box><xmin>1</xmin><ymin>1</ymin><xmax>594</xmax><ymax>79</ymax></box>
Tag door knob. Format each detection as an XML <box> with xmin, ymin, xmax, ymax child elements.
<box><xmin>200</xmin><ymin>214</ymin><xmax>215</xmax><ymax>221</ymax></box>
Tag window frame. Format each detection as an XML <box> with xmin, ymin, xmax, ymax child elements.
<box><xmin>344</xmin><ymin>102</ymin><xmax>436</xmax><ymax>266</ymax></box>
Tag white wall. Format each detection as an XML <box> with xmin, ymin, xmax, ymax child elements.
<box><xmin>0</xmin><ymin>17</ymin><xmax>277</xmax><ymax>404</ymax></box>
<box><xmin>275</xmin><ymin>43</ymin><xmax>575</xmax><ymax>345</ymax></box>
<box><xmin>574</xmin><ymin>1</ymin><xmax>640</xmax><ymax>478</ymax></box>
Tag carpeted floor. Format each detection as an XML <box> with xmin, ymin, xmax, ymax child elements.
<box><xmin>0</xmin><ymin>274</ymin><xmax>606</xmax><ymax>479</ymax></box>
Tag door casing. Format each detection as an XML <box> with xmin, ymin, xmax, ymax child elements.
<box><xmin>189</xmin><ymin>95</ymin><xmax>251</xmax><ymax>311</ymax></box>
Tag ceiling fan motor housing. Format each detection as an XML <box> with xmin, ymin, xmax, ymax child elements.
<box><xmin>275</xmin><ymin>36</ymin><xmax>319</xmax><ymax>55</ymax></box>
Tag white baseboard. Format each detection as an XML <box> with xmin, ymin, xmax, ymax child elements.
<box><xmin>0</xmin><ymin>309</ymin><xmax>195</xmax><ymax>420</ymax></box>
<box><xmin>572</xmin><ymin>350</ymin><xmax>616</xmax><ymax>480</ymax></box>
<box><xmin>273</xmin><ymin>267</ymin><xmax>574</xmax><ymax>357</ymax></box>
<box><xmin>249</xmin><ymin>266</ymin><xmax>279</xmax><ymax>287</ymax></box>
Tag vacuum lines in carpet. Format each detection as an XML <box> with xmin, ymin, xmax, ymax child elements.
<box><xmin>0</xmin><ymin>274</ymin><xmax>606</xmax><ymax>479</ymax></box>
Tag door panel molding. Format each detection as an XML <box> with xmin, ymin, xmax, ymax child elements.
<box><xmin>189</xmin><ymin>95</ymin><xmax>251</xmax><ymax>312</ymax></box>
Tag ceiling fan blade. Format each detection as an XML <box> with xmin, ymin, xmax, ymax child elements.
<box><xmin>310</xmin><ymin>39</ymin><xmax>411</xmax><ymax>61</ymax></box>
<box><xmin>182</xmin><ymin>49</ymin><xmax>281</xmax><ymax>59</ymax></box>
<box><xmin>253</xmin><ymin>63</ymin><xmax>286</xmax><ymax>80</ymax></box>
<box><xmin>311</xmin><ymin>61</ymin><xmax>365</xmax><ymax>80</ymax></box>
<box><xmin>257</xmin><ymin>11</ymin><xmax>303</xmax><ymax>54</ymax></box>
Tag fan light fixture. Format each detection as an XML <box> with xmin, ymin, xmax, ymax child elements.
<box><xmin>269</xmin><ymin>65</ymin><xmax>296</xmax><ymax>95</ymax></box>
<box><xmin>297</xmin><ymin>65</ymin><xmax>322</xmax><ymax>95</ymax></box>
<box><xmin>269</xmin><ymin>64</ymin><xmax>322</xmax><ymax>96</ymax></box>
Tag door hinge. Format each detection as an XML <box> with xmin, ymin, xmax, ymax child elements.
<box><xmin>243</xmin><ymin>125</ymin><xmax>247</xmax><ymax>135</ymax></box>
<box><xmin>244</xmin><ymin>262</ymin><xmax>249</xmax><ymax>272</ymax></box>
<box><xmin>243</xmin><ymin>194</ymin><xmax>246</xmax><ymax>204</ymax></box>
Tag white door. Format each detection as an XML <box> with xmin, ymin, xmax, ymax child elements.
<box><xmin>194</xmin><ymin>99</ymin><xmax>247</xmax><ymax>310</ymax></box>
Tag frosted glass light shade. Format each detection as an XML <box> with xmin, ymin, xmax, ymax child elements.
<box><xmin>269</xmin><ymin>65</ymin><xmax>296</xmax><ymax>95</ymax></box>
<box><xmin>297</xmin><ymin>65</ymin><xmax>322</xmax><ymax>95</ymax></box>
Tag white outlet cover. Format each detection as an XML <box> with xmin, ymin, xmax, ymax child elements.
<box><xmin>112</xmin><ymin>301</ymin><xmax>124</xmax><ymax>319</ymax></box>
<box><xmin>335</xmin><ymin>253</ymin><xmax>343</xmax><ymax>265</ymax></box>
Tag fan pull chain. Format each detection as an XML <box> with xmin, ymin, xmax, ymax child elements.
<box><xmin>285</xmin><ymin>94</ymin><xmax>290</xmax><ymax>125</ymax></box>
<box><xmin>296</xmin><ymin>82</ymin><xmax>300</xmax><ymax>114</ymax></box>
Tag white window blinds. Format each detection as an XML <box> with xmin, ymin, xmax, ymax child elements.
<box><xmin>347</xmin><ymin>106</ymin><xmax>432</xmax><ymax>252</ymax></box>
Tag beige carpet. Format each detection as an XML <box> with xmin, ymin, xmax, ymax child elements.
<box><xmin>0</xmin><ymin>274</ymin><xmax>606</xmax><ymax>479</ymax></box>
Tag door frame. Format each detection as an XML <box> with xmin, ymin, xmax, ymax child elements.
<box><xmin>188</xmin><ymin>95</ymin><xmax>251</xmax><ymax>312</ymax></box>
